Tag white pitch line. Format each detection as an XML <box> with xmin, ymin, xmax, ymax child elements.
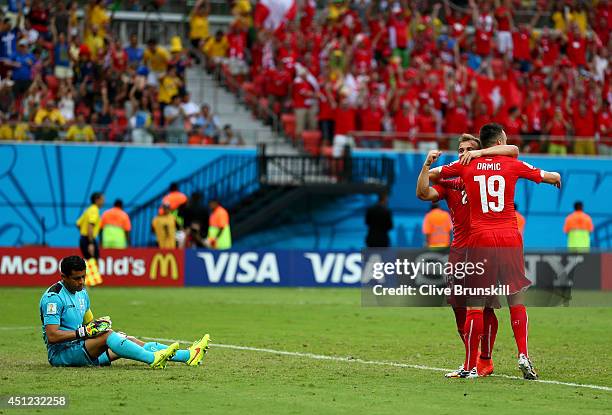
<box><xmin>141</xmin><ymin>336</ymin><xmax>612</xmax><ymax>393</ymax></box>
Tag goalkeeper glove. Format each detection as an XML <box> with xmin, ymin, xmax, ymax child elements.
<box><xmin>76</xmin><ymin>316</ymin><xmax>112</xmax><ymax>339</ymax></box>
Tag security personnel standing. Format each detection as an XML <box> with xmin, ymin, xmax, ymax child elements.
<box><xmin>563</xmin><ymin>201</ymin><xmax>594</xmax><ymax>252</ymax></box>
<box><xmin>365</xmin><ymin>193</ymin><xmax>393</xmax><ymax>247</ymax></box>
<box><xmin>100</xmin><ymin>199</ymin><xmax>131</xmax><ymax>249</ymax></box>
<box><xmin>206</xmin><ymin>200</ymin><xmax>231</xmax><ymax>249</ymax></box>
<box><xmin>422</xmin><ymin>202</ymin><xmax>453</xmax><ymax>248</ymax></box>
<box><xmin>76</xmin><ymin>192</ymin><xmax>104</xmax><ymax>286</ymax></box>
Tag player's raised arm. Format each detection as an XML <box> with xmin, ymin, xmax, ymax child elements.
<box><xmin>417</xmin><ymin>150</ymin><xmax>442</xmax><ymax>201</ymax></box>
<box><xmin>515</xmin><ymin>159</ymin><xmax>562</xmax><ymax>188</ymax></box>
<box><xmin>459</xmin><ymin>145</ymin><xmax>519</xmax><ymax>165</ymax></box>
<box><xmin>541</xmin><ymin>171</ymin><xmax>562</xmax><ymax>188</ymax></box>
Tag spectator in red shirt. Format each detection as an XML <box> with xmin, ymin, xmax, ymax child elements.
<box><xmin>388</xmin><ymin>7</ymin><xmax>409</xmax><ymax>67</ymax></box>
<box><xmin>444</xmin><ymin>0</ymin><xmax>470</xmax><ymax>48</ymax></box>
<box><xmin>266</xmin><ymin>61</ymin><xmax>291</xmax><ymax>118</ymax></box>
<box><xmin>598</xmin><ymin>102</ymin><xmax>612</xmax><ymax>155</ymax></box>
<box><xmin>565</xmin><ymin>24</ymin><xmax>587</xmax><ymax>68</ymax></box>
<box><xmin>416</xmin><ymin>103</ymin><xmax>438</xmax><ymax>151</ymax></box>
<box><xmin>357</xmin><ymin>96</ymin><xmax>385</xmax><ymax>148</ymax></box>
<box><xmin>569</xmin><ymin>98</ymin><xmax>599</xmax><ymax>155</ymax></box>
<box><xmin>545</xmin><ymin>107</ymin><xmax>571</xmax><ymax>155</ymax></box>
<box><xmin>332</xmin><ymin>94</ymin><xmax>356</xmax><ymax>157</ymax></box>
<box><xmin>394</xmin><ymin>101</ymin><xmax>418</xmax><ymax>150</ymax></box>
<box><xmin>504</xmin><ymin>106</ymin><xmax>525</xmax><ymax>147</ymax></box>
<box><xmin>512</xmin><ymin>23</ymin><xmax>533</xmax><ymax>72</ymax></box>
<box><xmin>537</xmin><ymin>28</ymin><xmax>561</xmax><ymax>70</ymax></box>
<box><xmin>110</xmin><ymin>39</ymin><xmax>128</xmax><ymax>73</ymax></box>
<box><xmin>472</xmin><ymin>102</ymin><xmax>491</xmax><ymax>135</ymax></box>
<box><xmin>470</xmin><ymin>0</ymin><xmax>494</xmax><ymax>57</ymax></box>
<box><xmin>318</xmin><ymin>79</ymin><xmax>336</xmax><ymax>144</ymax></box>
<box><xmin>293</xmin><ymin>64</ymin><xmax>317</xmax><ymax>140</ymax></box>
<box><xmin>495</xmin><ymin>1</ymin><xmax>513</xmax><ymax>56</ymax></box>
<box><xmin>444</xmin><ymin>98</ymin><xmax>470</xmax><ymax>135</ymax></box>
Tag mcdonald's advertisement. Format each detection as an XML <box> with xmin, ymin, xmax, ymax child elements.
<box><xmin>0</xmin><ymin>247</ymin><xmax>184</xmax><ymax>286</ymax></box>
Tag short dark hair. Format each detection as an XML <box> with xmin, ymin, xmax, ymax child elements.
<box><xmin>479</xmin><ymin>123</ymin><xmax>505</xmax><ymax>148</ymax></box>
<box><xmin>574</xmin><ymin>201</ymin><xmax>583</xmax><ymax>211</ymax></box>
<box><xmin>60</xmin><ymin>256</ymin><xmax>86</xmax><ymax>276</ymax></box>
<box><xmin>114</xmin><ymin>199</ymin><xmax>123</xmax><ymax>208</ymax></box>
<box><xmin>169</xmin><ymin>182</ymin><xmax>179</xmax><ymax>192</ymax></box>
<box><xmin>459</xmin><ymin>133</ymin><xmax>482</xmax><ymax>149</ymax></box>
<box><xmin>90</xmin><ymin>192</ymin><xmax>103</xmax><ymax>204</ymax></box>
<box><xmin>431</xmin><ymin>202</ymin><xmax>440</xmax><ymax>210</ymax></box>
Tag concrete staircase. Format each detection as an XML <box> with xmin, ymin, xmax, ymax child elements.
<box><xmin>185</xmin><ymin>67</ymin><xmax>297</xmax><ymax>154</ymax></box>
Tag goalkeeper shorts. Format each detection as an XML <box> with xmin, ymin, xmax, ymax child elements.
<box><xmin>48</xmin><ymin>340</ymin><xmax>111</xmax><ymax>367</ymax></box>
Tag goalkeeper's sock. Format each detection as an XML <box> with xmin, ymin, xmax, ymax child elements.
<box><xmin>143</xmin><ymin>342</ymin><xmax>190</xmax><ymax>363</ymax></box>
<box><xmin>480</xmin><ymin>307</ymin><xmax>498</xmax><ymax>359</ymax></box>
<box><xmin>106</xmin><ymin>332</ymin><xmax>155</xmax><ymax>364</ymax></box>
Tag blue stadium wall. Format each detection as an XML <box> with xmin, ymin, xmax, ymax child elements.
<box><xmin>1</xmin><ymin>143</ymin><xmax>610</xmax><ymax>249</ymax></box>
<box><xmin>0</xmin><ymin>143</ymin><xmax>254</xmax><ymax>247</ymax></box>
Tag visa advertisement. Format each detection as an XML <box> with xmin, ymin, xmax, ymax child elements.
<box><xmin>184</xmin><ymin>250</ymin><xmax>362</xmax><ymax>286</ymax></box>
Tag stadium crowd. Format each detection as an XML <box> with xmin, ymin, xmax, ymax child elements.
<box><xmin>223</xmin><ymin>0</ymin><xmax>610</xmax><ymax>155</ymax></box>
<box><xmin>0</xmin><ymin>0</ymin><xmax>240</xmax><ymax>145</ymax></box>
<box><xmin>0</xmin><ymin>1</ymin><xmax>610</xmax><ymax>155</ymax></box>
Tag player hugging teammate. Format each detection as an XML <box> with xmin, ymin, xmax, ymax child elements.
<box><xmin>417</xmin><ymin>124</ymin><xmax>561</xmax><ymax>380</ymax></box>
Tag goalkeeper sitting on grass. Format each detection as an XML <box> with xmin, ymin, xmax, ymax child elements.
<box><xmin>39</xmin><ymin>255</ymin><xmax>210</xmax><ymax>368</ymax></box>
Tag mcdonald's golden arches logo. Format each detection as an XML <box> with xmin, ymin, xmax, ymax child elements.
<box><xmin>150</xmin><ymin>253</ymin><xmax>179</xmax><ymax>280</ymax></box>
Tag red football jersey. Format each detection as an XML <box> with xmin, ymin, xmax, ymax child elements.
<box><xmin>440</xmin><ymin>156</ymin><xmax>543</xmax><ymax>233</ymax></box>
<box><xmin>433</xmin><ymin>178</ymin><xmax>470</xmax><ymax>248</ymax></box>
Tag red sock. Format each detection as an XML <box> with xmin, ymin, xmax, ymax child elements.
<box><xmin>480</xmin><ymin>308</ymin><xmax>498</xmax><ymax>359</ymax></box>
<box><xmin>453</xmin><ymin>307</ymin><xmax>467</xmax><ymax>345</ymax></box>
<box><xmin>510</xmin><ymin>304</ymin><xmax>529</xmax><ymax>357</ymax></box>
<box><xmin>463</xmin><ymin>309</ymin><xmax>483</xmax><ymax>370</ymax></box>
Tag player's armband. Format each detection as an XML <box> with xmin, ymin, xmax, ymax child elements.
<box><xmin>83</xmin><ymin>309</ymin><xmax>94</xmax><ymax>325</ymax></box>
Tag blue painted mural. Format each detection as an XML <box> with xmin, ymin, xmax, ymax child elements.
<box><xmin>0</xmin><ymin>143</ymin><xmax>254</xmax><ymax>247</ymax></box>
<box><xmin>1</xmin><ymin>143</ymin><xmax>610</xmax><ymax>249</ymax></box>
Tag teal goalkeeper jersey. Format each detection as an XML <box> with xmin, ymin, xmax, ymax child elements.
<box><xmin>39</xmin><ymin>281</ymin><xmax>91</xmax><ymax>352</ymax></box>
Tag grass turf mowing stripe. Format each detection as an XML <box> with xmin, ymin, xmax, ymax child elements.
<box><xmin>141</xmin><ymin>336</ymin><xmax>612</xmax><ymax>393</ymax></box>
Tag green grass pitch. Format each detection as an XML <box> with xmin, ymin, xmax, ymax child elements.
<box><xmin>0</xmin><ymin>287</ymin><xmax>611</xmax><ymax>414</ymax></box>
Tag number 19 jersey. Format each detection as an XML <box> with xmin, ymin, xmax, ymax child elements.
<box><xmin>440</xmin><ymin>156</ymin><xmax>543</xmax><ymax>234</ymax></box>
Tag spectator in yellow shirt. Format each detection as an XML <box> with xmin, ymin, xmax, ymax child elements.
<box><xmin>152</xmin><ymin>203</ymin><xmax>177</xmax><ymax>249</ymax></box>
<box><xmin>13</xmin><ymin>120</ymin><xmax>30</xmax><ymax>141</ymax></box>
<box><xmin>66</xmin><ymin>114</ymin><xmax>96</xmax><ymax>142</ymax></box>
<box><xmin>34</xmin><ymin>101</ymin><xmax>66</xmax><ymax>126</ymax></box>
<box><xmin>158</xmin><ymin>66</ymin><xmax>182</xmax><ymax>106</ymax></box>
<box><xmin>190</xmin><ymin>0</ymin><xmax>210</xmax><ymax>50</ymax></box>
<box><xmin>0</xmin><ymin>113</ymin><xmax>12</xmax><ymax>140</ymax></box>
<box><xmin>86</xmin><ymin>0</ymin><xmax>110</xmax><ymax>38</ymax></box>
<box><xmin>203</xmin><ymin>31</ymin><xmax>229</xmax><ymax>70</ymax></box>
<box><xmin>144</xmin><ymin>38</ymin><xmax>170</xmax><ymax>86</ymax></box>
<box><xmin>84</xmin><ymin>25</ymin><xmax>105</xmax><ymax>62</ymax></box>
<box><xmin>232</xmin><ymin>0</ymin><xmax>252</xmax><ymax>29</ymax></box>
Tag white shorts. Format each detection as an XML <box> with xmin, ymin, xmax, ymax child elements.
<box><xmin>496</xmin><ymin>31</ymin><xmax>513</xmax><ymax>55</ymax></box>
<box><xmin>54</xmin><ymin>66</ymin><xmax>73</xmax><ymax>79</ymax></box>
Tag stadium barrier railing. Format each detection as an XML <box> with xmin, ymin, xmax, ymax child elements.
<box><xmin>2</xmin><ymin>122</ymin><xmax>610</xmax><ymax>156</ymax></box>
